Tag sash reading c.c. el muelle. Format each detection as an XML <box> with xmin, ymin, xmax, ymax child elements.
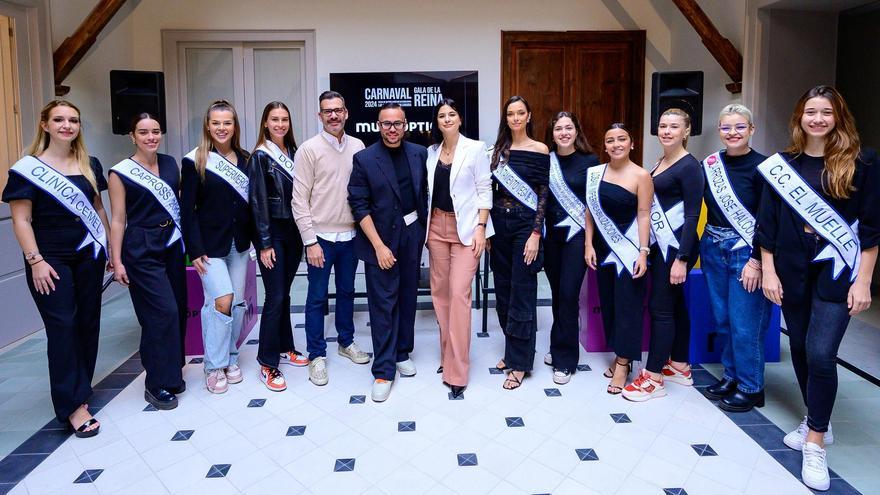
<box><xmin>585</xmin><ymin>164</ymin><xmax>641</xmax><ymax>276</ymax></box>
<box><xmin>548</xmin><ymin>151</ymin><xmax>586</xmax><ymax>241</ymax></box>
<box><xmin>9</xmin><ymin>156</ymin><xmax>107</xmax><ymax>258</ymax></box>
<box><xmin>702</xmin><ymin>150</ymin><xmax>755</xmax><ymax>250</ymax></box>
<box><xmin>257</xmin><ymin>141</ymin><xmax>296</xmax><ymax>181</ymax></box>
<box><xmin>111</xmin><ymin>158</ymin><xmax>184</xmax><ymax>250</ymax></box>
<box><xmin>758</xmin><ymin>153</ymin><xmax>861</xmax><ymax>281</ymax></box>
<box><xmin>184</xmin><ymin>148</ymin><xmax>249</xmax><ymax>202</ymax></box>
<box><xmin>492</xmin><ymin>159</ymin><xmax>538</xmax><ymax>211</ymax></box>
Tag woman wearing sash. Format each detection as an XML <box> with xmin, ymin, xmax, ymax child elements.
<box><xmin>626</xmin><ymin>108</ymin><xmax>704</xmax><ymax>400</ymax></box>
<box><xmin>584</xmin><ymin>123</ymin><xmax>652</xmax><ymax>395</ymax></box>
<box><xmin>758</xmin><ymin>86</ymin><xmax>879</xmax><ymax>491</ymax></box>
<box><xmin>3</xmin><ymin>100</ymin><xmax>109</xmax><ymax>437</ymax></box>
<box><xmin>181</xmin><ymin>100</ymin><xmax>251</xmax><ymax>394</ymax></box>
<box><xmin>248</xmin><ymin>101</ymin><xmax>305</xmax><ymax>392</ymax></box>
<box><xmin>490</xmin><ymin>96</ymin><xmax>549</xmax><ymax>390</ymax></box>
<box><xmin>542</xmin><ymin>112</ymin><xmax>599</xmax><ymax>385</ymax></box>
<box><xmin>109</xmin><ymin>113</ymin><xmax>187</xmax><ymax>410</ymax></box>
<box><xmin>699</xmin><ymin>104</ymin><xmax>772</xmax><ymax>413</ymax></box>
<box><xmin>425</xmin><ymin>98</ymin><xmax>493</xmax><ymax>397</ymax></box>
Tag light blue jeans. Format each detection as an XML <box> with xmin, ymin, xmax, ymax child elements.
<box><xmin>700</xmin><ymin>225</ymin><xmax>771</xmax><ymax>394</ymax></box>
<box><xmin>199</xmin><ymin>244</ymin><xmax>249</xmax><ymax>371</ymax></box>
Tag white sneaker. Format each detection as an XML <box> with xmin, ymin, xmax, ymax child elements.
<box><xmin>225</xmin><ymin>364</ymin><xmax>242</xmax><ymax>384</ymax></box>
<box><xmin>783</xmin><ymin>417</ymin><xmax>834</xmax><ymax>451</ymax></box>
<box><xmin>309</xmin><ymin>356</ymin><xmax>329</xmax><ymax>386</ymax></box>
<box><xmin>205</xmin><ymin>369</ymin><xmax>228</xmax><ymax>394</ymax></box>
<box><xmin>544</xmin><ymin>353</ymin><xmax>553</xmax><ymax>366</ymax></box>
<box><xmin>338</xmin><ymin>342</ymin><xmax>371</xmax><ymax>364</ymax></box>
<box><xmin>396</xmin><ymin>358</ymin><xmax>417</xmax><ymax>377</ymax></box>
<box><xmin>622</xmin><ymin>369</ymin><xmax>667</xmax><ymax>402</ymax></box>
<box><xmin>801</xmin><ymin>442</ymin><xmax>831</xmax><ymax>491</ymax></box>
<box><xmin>552</xmin><ymin>368</ymin><xmax>571</xmax><ymax>385</ymax></box>
<box><xmin>371</xmin><ymin>379</ymin><xmax>393</xmax><ymax>402</ymax></box>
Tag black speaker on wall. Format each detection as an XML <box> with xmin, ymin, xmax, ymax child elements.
<box><xmin>110</xmin><ymin>70</ymin><xmax>166</xmax><ymax>135</ymax></box>
<box><xmin>650</xmin><ymin>71</ymin><xmax>703</xmax><ymax>136</ymax></box>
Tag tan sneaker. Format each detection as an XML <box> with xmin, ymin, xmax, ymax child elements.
<box><xmin>309</xmin><ymin>356</ymin><xmax>329</xmax><ymax>386</ymax></box>
<box><xmin>338</xmin><ymin>342</ymin><xmax>370</xmax><ymax>364</ymax></box>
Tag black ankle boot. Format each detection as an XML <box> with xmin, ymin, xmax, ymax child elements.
<box><xmin>704</xmin><ymin>377</ymin><xmax>737</xmax><ymax>400</ymax></box>
<box><xmin>719</xmin><ymin>389</ymin><xmax>764</xmax><ymax>412</ymax></box>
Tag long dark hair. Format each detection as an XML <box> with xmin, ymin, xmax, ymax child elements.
<box><xmin>430</xmin><ymin>97</ymin><xmax>463</xmax><ymax>146</ymax></box>
<box><xmin>546</xmin><ymin>111</ymin><xmax>593</xmax><ymax>154</ymax></box>
<box><xmin>254</xmin><ymin>101</ymin><xmax>298</xmax><ymax>154</ymax></box>
<box><xmin>491</xmin><ymin>95</ymin><xmax>534</xmax><ymax>170</ymax></box>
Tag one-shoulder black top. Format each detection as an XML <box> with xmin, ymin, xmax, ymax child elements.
<box><xmin>593</xmin><ymin>181</ymin><xmax>639</xmax><ymax>260</ymax></box>
<box><xmin>492</xmin><ymin>150</ymin><xmax>550</xmax><ymax>233</ymax></box>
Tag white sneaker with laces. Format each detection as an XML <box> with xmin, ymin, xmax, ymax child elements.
<box><xmin>372</xmin><ymin>379</ymin><xmax>393</xmax><ymax>402</ymax></box>
<box><xmin>396</xmin><ymin>358</ymin><xmax>417</xmax><ymax>377</ymax></box>
<box><xmin>309</xmin><ymin>356</ymin><xmax>329</xmax><ymax>386</ymax></box>
<box><xmin>801</xmin><ymin>442</ymin><xmax>831</xmax><ymax>491</ymax></box>
<box><xmin>552</xmin><ymin>368</ymin><xmax>571</xmax><ymax>385</ymax></box>
<box><xmin>338</xmin><ymin>342</ymin><xmax>371</xmax><ymax>364</ymax></box>
<box><xmin>544</xmin><ymin>353</ymin><xmax>553</xmax><ymax>366</ymax></box>
<box><xmin>783</xmin><ymin>417</ymin><xmax>834</xmax><ymax>451</ymax></box>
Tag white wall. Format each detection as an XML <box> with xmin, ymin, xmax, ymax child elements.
<box><xmin>49</xmin><ymin>0</ymin><xmax>747</xmax><ymax>167</ymax></box>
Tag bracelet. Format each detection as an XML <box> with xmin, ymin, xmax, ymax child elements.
<box><xmin>639</xmin><ymin>246</ymin><xmax>650</xmax><ymax>254</ymax></box>
<box><xmin>24</xmin><ymin>251</ymin><xmax>40</xmax><ymax>262</ymax></box>
<box><xmin>29</xmin><ymin>258</ymin><xmax>45</xmax><ymax>267</ymax></box>
<box><xmin>747</xmin><ymin>258</ymin><xmax>762</xmax><ymax>270</ymax></box>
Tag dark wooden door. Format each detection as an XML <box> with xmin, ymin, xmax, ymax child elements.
<box><xmin>502</xmin><ymin>31</ymin><xmax>645</xmax><ymax>164</ymax></box>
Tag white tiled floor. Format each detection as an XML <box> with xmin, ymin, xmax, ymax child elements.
<box><xmin>6</xmin><ymin>307</ymin><xmax>813</xmax><ymax>495</ymax></box>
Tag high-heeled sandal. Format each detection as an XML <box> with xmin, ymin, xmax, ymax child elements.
<box><xmin>603</xmin><ymin>357</ymin><xmax>633</xmax><ymax>378</ymax></box>
<box><xmin>503</xmin><ymin>370</ymin><xmax>526</xmax><ymax>390</ymax></box>
<box><xmin>606</xmin><ymin>358</ymin><xmax>632</xmax><ymax>395</ymax></box>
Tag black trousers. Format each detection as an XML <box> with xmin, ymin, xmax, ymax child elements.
<box><xmin>365</xmin><ymin>221</ymin><xmax>423</xmax><ymax>380</ymax></box>
<box><xmin>257</xmin><ymin>218</ymin><xmax>303</xmax><ymax>368</ymax></box>
<box><xmin>543</xmin><ymin>227</ymin><xmax>586</xmax><ymax>371</ymax></box>
<box><xmin>596</xmin><ymin>261</ymin><xmax>647</xmax><ymax>361</ymax></box>
<box><xmin>646</xmin><ymin>251</ymin><xmax>693</xmax><ymax>372</ymax></box>
<box><xmin>123</xmin><ymin>225</ymin><xmax>186</xmax><ymax>390</ymax></box>
<box><xmin>490</xmin><ymin>206</ymin><xmax>541</xmax><ymax>372</ymax></box>
<box><xmin>25</xmin><ymin>240</ymin><xmax>104</xmax><ymax>423</ymax></box>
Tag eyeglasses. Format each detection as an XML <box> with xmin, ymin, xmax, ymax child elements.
<box><xmin>379</xmin><ymin>120</ymin><xmax>407</xmax><ymax>130</ymax></box>
<box><xmin>320</xmin><ymin>108</ymin><xmax>346</xmax><ymax>116</ymax></box>
<box><xmin>718</xmin><ymin>124</ymin><xmax>751</xmax><ymax>135</ymax></box>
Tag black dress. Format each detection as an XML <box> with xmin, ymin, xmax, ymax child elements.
<box><xmin>111</xmin><ymin>154</ymin><xmax>187</xmax><ymax>391</ymax></box>
<box><xmin>2</xmin><ymin>157</ymin><xmax>107</xmax><ymax>422</ymax></box>
<box><xmin>489</xmin><ymin>149</ymin><xmax>549</xmax><ymax>372</ymax></box>
<box><xmin>593</xmin><ymin>181</ymin><xmax>647</xmax><ymax>361</ymax></box>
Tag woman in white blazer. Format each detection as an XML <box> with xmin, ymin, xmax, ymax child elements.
<box><xmin>426</xmin><ymin>98</ymin><xmax>493</xmax><ymax>397</ymax></box>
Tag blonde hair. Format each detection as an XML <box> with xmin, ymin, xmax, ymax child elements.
<box><xmin>26</xmin><ymin>100</ymin><xmax>97</xmax><ymax>192</ymax></box>
<box><xmin>718</xmin><ymin>104</ymin><xmax>753</xmax><ymax>125</ymax></box>
<box><xmin>660</xmin><ymin>107</ymin><xmax>691</xmax><ymax>148</ymax></box>
<box><xmin>785</xmin><ymin>85</ymin><xmax>860</xmax><ymax>200</ymax></box>
<box><xmin>195</xmin><ymin>100</ymin><xmax>246</xmax><ymax>181</ymax></box>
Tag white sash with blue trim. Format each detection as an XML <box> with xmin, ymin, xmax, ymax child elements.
<box><xmin>492</xmin><ymin>161</ymin><xmax>538</xmax><ymax>211</ymax></box>
<box><xmin>650</xmin><ymin>195</ymin><xmax>684</xmax><ymax>262</ymax></box>
<box><xmin>258</xmin><ymin>141</ymin><xmax>295</xmax><ymax>181</ymax></box>
<box><xmin>758</xmin><ymin>153</ymin><xmax>860</xmax><ymax>281</ymax></box>
<box><xmin>10</xmin><ymin>156</ymin><xmax>107</xmax><ymax>258</ymax></box>
<box><xmin>548</xmin><ymin>152</ymin><xmax>586</xmax><ymax>241</ymax></box>
<box><xmin>585</xmin><ymin>165</ymin><xmax>640</xmax><ymax>276</ymax></box>
<box><xmin>703</xmin><ymin>150</ymin><xmax>755</xmax><ymax>250</ymax></box>
<box><xmin>111</xmin><ymin>158</ymin><xmax>184</xmax><ymax>250</ymax></box>
<box><xmin>184</xmin><ymin>148</ymin><xmax>249</xmax><ymax>202</ymax></box>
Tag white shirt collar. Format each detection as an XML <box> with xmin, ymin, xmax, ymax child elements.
<box><xmin>321</xmin><ymin>130</ymin><xmax>347</xmax><ymax>152</ymax></box>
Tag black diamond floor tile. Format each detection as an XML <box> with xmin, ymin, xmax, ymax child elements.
<box><xmin>505</xmin><ymin>417</ymin><xmax>524</xmax><ymax>427</ymax></box>
<box><xmin>286</xmin><ymin>426</ymin><xmax>306</xmax><ymax>436</ymax></box>
<box><xmin>206</xmin><ymin>464</ymin><xmax>231</xmax><ymax>478</ymax></box>
<box><xmin>488</xmin><ymin>367</ymin><xmax>504</xmax><ymax>375</ymax></box>
<box><xmin>610</xmin><ymin>413</ymin><xmax>631</xmax><ymax>424</ymax></box>
<box><xmin>171</xmin><ymin>430</ymin><xmax>195</xmax><ymax>441</ymax></box>
<box><xmin>188</xmin><ymin>357</ymin><xmax>204</xmax><ymax>364</ymax></box>
<box><xmin>663</xmin><ymin>489</ymin><xmax>688</xmax><ymax>495</ymax></box>
<box><xmin>398</xmin><ymin>421</ymin><xmax>416</xmax><ymax>432</ymax></box>
<box><xmin>576</xmin><ymin>448</ymin><xmax>599</xmax><ymax>461</ymax></box>
<box><xmin>246</xmin><ymin>339</ymin><xmax>259</xmax><ymax>345</ymax></box>
<box><xmin>457</xmin><ymin>453</ymin><xmax>478</xmax><ymax>466</ymax></box>
<box><xmin>349</xmin><ymin>395</ymin><xmax>366</xmax><ymax>404</ymax></box>
<box><xmin>247</xmin><ymin>399</ymin><xmax>266</xmax><ymax>408</ymax></box>
<box><xmin>691</xmin><ymin>444</ymin><xmax>718</xmax><ymax>457</ymax></box>
<box><xmin>334</xmin><ymin>458</ymin><xmax>355</xmax><ymax>472</ymax></box>
<box><xmin>448</xmin><ymin>391</ymin><xmax>464</xmax><ymax>400</ymax></box>
<box><xmin>143</xmin><ymin>404</ymin><xmax>159</xmax><ymax>412</ymax></box>
<box><xmin>73</xmin><ymin>469</ymin><xmax>104</xmax><ymax>484</ymax></box>
<box><xmin>576</xmin><ymin>364</ymin><xmax>592</xmax><ymax>372</ymax></box>
<box><xmin>476</xmin><ymin>332</ymin><xmax>490</xmax><ymax>338</ymax></box>
<box><xmin>544</xmin><ymin>388</ymin><xmax>562</xmax><ymax>397</ymax></box>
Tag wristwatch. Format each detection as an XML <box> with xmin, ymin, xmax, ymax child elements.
<box><xmin>24</xmin><ymin>251</ymin><xmax>40</xmax><ymax>262</ymax></box>
<box><xmin>476</xmin><ymin>223</ymin><xmax>487</xmax><ymax>229</ymax></box>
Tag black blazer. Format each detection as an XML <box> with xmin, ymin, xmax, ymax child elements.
<box><xmin>180</xmin><ymin>152</ymin><xmax>252</xmax><ymax>259</ymax></box>
<box><xmin>247</xmin><ymin>147</ymin><xmax>299</xmax><ymax>251</ymax></box>
<box><xmin>757</xmin><ymin>150</ymin><xmax>880</xmax><ymax>303</ymax></box>
<box><xmin>348</xmin><ymin>141</ymin><xmax>428</xmax><ymax>265</ymax></box>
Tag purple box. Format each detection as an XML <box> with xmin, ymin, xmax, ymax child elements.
<box><xmin>184</xmin><ymin>259</ymin><xmax>259</xmax><ymax>355</ymax></box>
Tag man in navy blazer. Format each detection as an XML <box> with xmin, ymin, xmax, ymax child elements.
<box><xmin>348</xmin><ymin>103</ymin><xmax>428</xmax><ymax>402</ymax></box>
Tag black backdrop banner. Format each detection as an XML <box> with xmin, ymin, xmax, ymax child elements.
<box><xmin>329</xmin><ymin>71</ymin><xmax>479</xmax><ymax>147</ymax></box>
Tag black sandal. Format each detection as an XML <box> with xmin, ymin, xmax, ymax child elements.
<box><xmin>71</xmin><ymin>418</ymin><xmax>100</xmax><ymax>438</ymax></box>
<box><xmin>503</xmin><ymin>371</ymin><xmax>525</xmax><ymax>390</ymax></box>
<box><xmin>495</xmin><ymin>359</ymin><xmax>510</xmax><ymax>372</ymax></box>
<box><xmin>606</xmin><ymin>358</ymin><xmax>631</xmax><ymax>395</ymax></box>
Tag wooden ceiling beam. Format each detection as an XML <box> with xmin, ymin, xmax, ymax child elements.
<box><xmin>671</xmin><ymin>0</ymin><xmax>743</xmax><ymax>94</ymax></box>
<box><xmin>53</xmin><ymin>0</ymin><xmax>128</xmax><ymax>96</ymax></box>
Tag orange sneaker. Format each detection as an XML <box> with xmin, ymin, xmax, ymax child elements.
<box><xmin>661</xmin><ymin>360</ymin><xmax>693</xmax><ymax>386</ymax></box>
<box><xmin>280</xmin><ymin>351</ymin><xmax>309</xmax><ymax>367</ymax></box>
<box><xmin>260</xmin><ymin>366</ymin><xmax>287</xmax><ymax>392</ymax></box>
<box><xmin>622</xmin><ymin>369</ymin><xmax>667</xmax><ymax>402</ymax></box>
